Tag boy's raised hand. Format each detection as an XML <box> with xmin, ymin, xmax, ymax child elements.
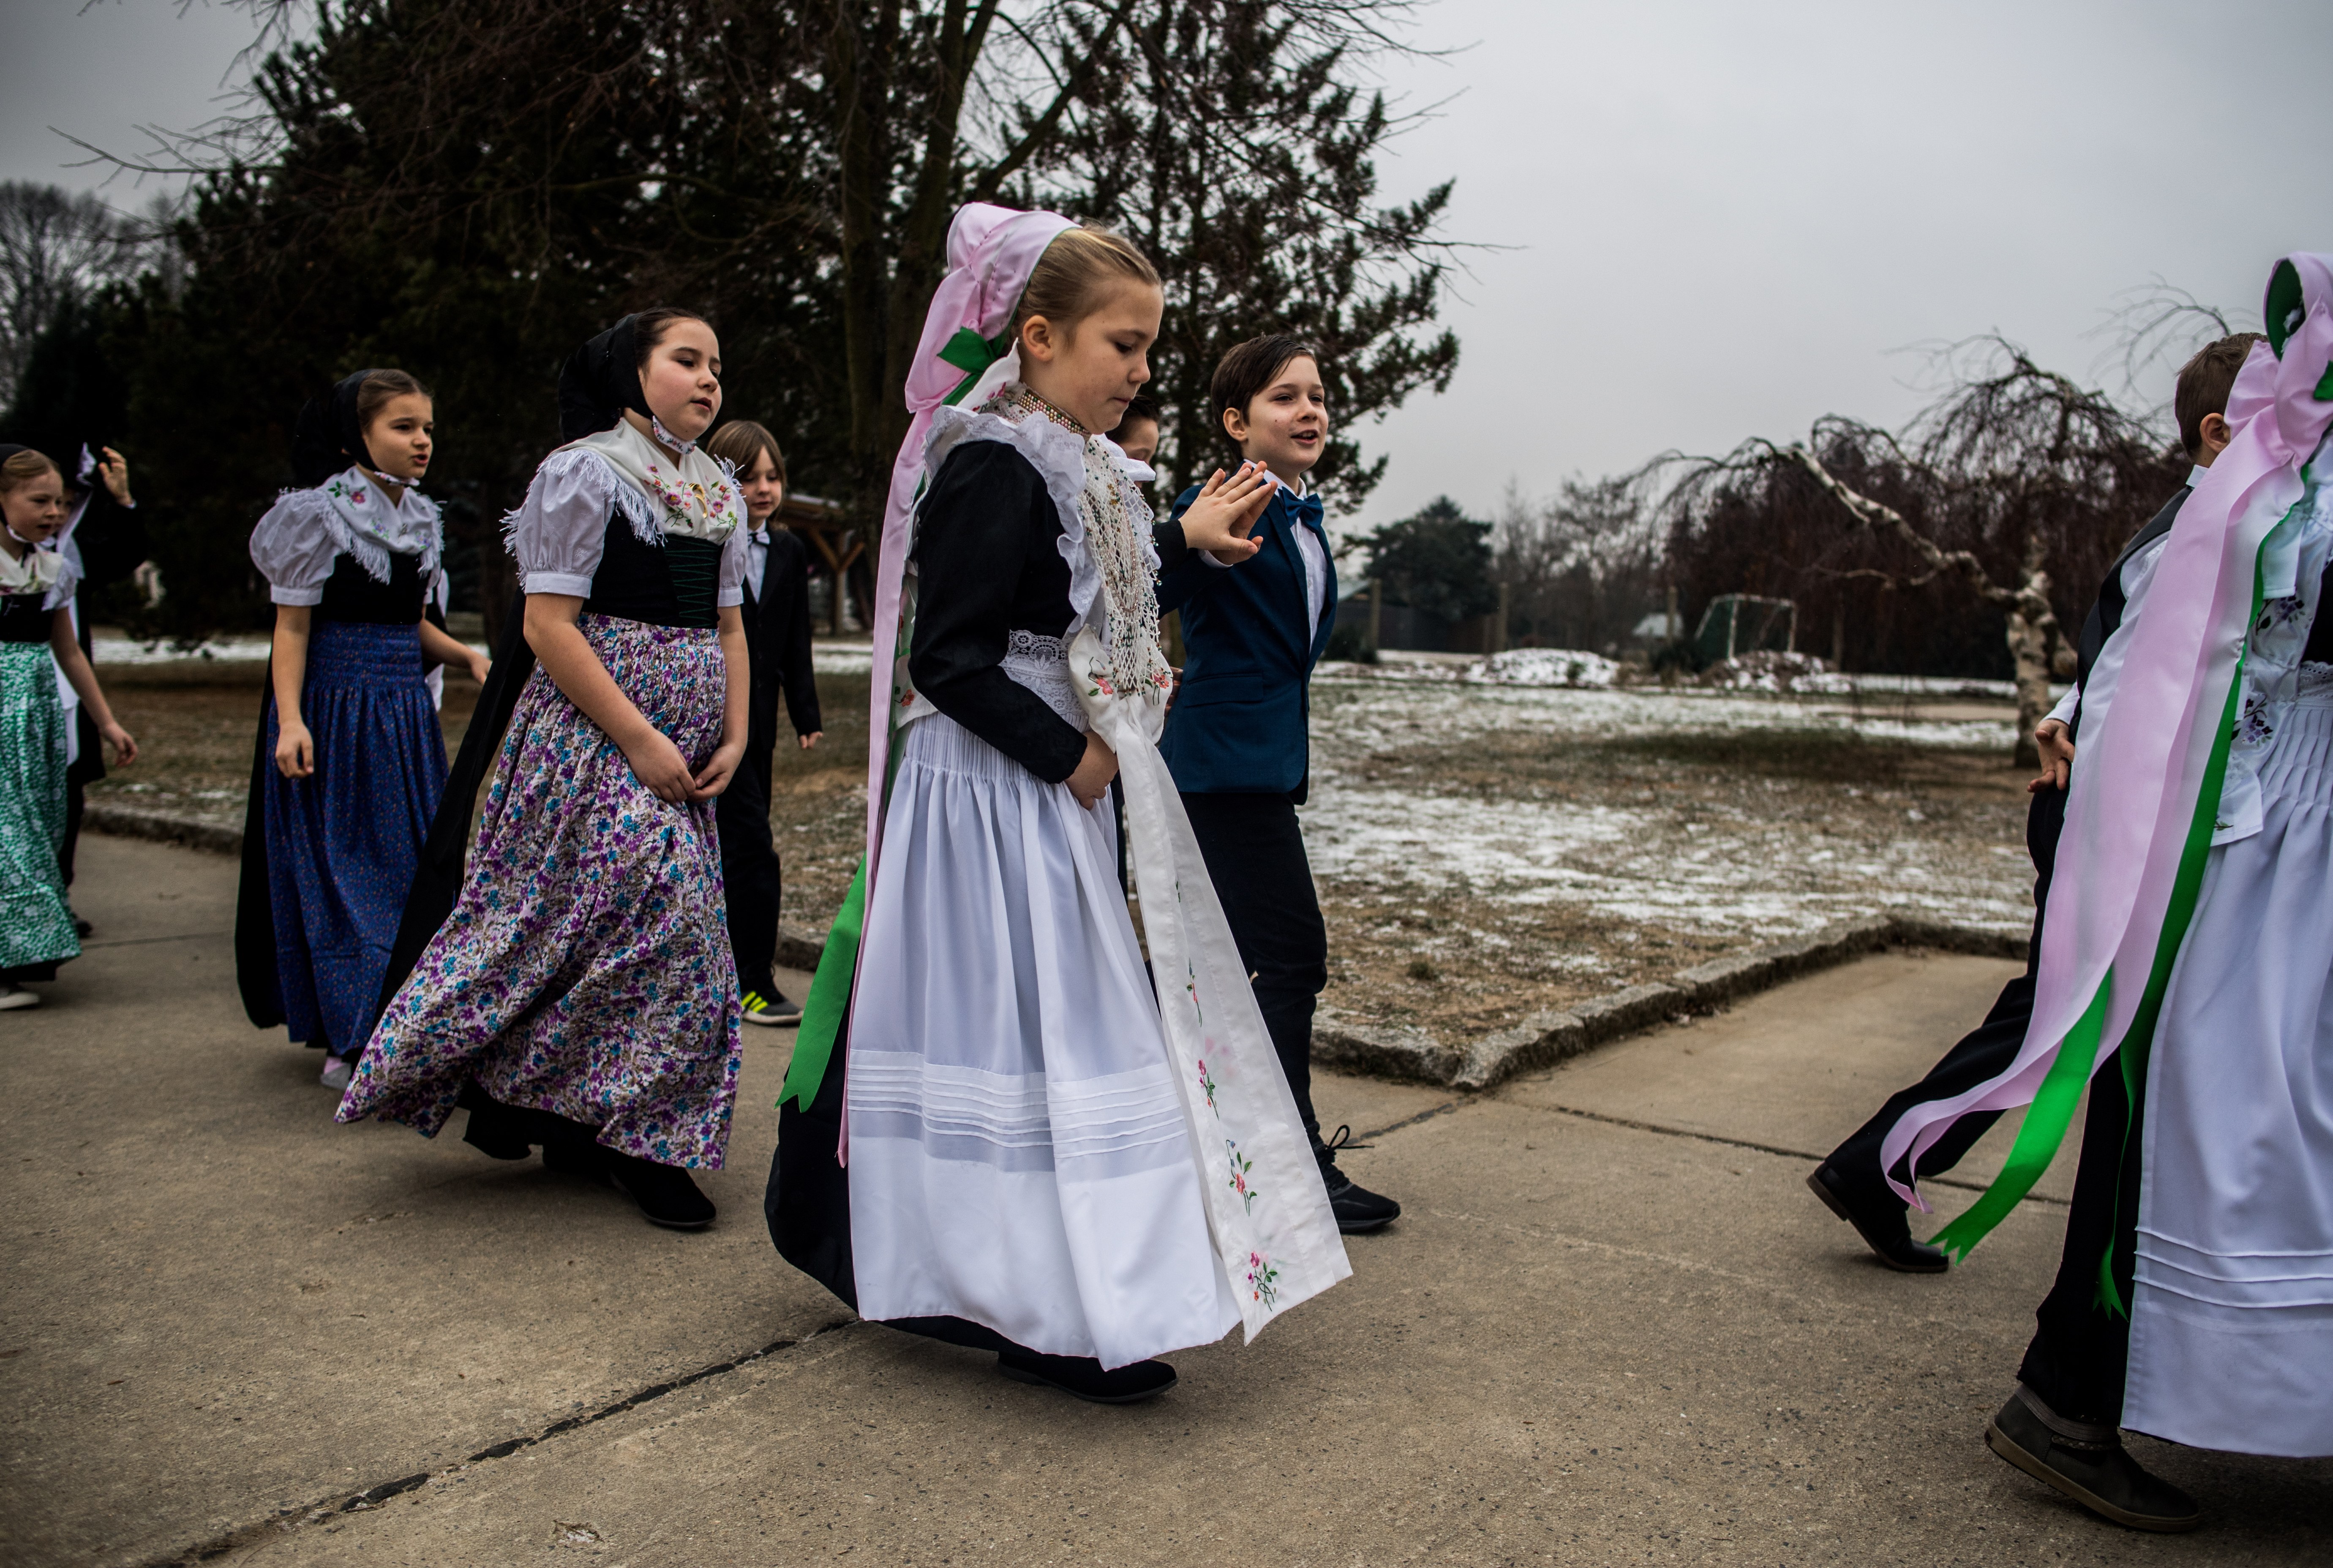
<box><xmin>1179</xmin><ymin>462</ymin><xmax>1276</xmax><ymax>564</ymax></box>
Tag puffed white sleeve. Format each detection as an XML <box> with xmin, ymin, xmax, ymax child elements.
<box><xmin>717</xmin><ymin>521</ymin><xmax>747</xmax><ymax>609</ymax></box>
<box><xmin>508</xmin><ymin>449</ymin><xmax>617</xmax><ymax>598</ymax></box>
<box><xmin>248</xmin><ymin>491</ymin><xmax>340</xmax><ymax>606</ymax></box>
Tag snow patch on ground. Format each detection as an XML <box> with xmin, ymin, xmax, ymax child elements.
<box><xmin>1303</xmin><ymin>675</ymin><xmax>2031</xmax><ymax>939</ymax></box>
<box><xmin>1462</xmin><ymin>648</ymin><xmax>1622</xmax><ymax>689</ymax></box>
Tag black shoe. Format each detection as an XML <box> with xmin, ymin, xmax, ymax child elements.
<box><xmin>604</xmin><ymin>1151</ymin><xmax>717</xmax><ymax>1230</ymax></box>
<box><xmin>73</xmin><ymin>917</ymin><xmax>93</xmax><ymax>938</ymax></box>
<box><xmin>1985</xmin><ymin>1386</ymin><xmax>2202</xmax><ymax>1532</ymax></box>
<box><xmin>739</xmin><ymin>988</ymin><xmax>802</xmax><ymax>1027</ymax></box>
<box><xmin>1807</xmin><ymin>1162</ymin><xmax>1948</xmax><ymax>1272</ymax></box>
<box><xmin>997</xmin><ymin>1348</ymin><xmax>1176</xmax><ymax>1404</ymax></box>
<box><xmin>542</xmin><ymin>1138</ymin><xmax>608</xmax><ymax>1183</ymax></box>
<box><xmin>1316</xmin><ymin>1129</ymin><xmax>1400</xmax><ymax>1233</ymax></box>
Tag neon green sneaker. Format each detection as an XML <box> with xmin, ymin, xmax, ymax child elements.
<box><xmin>740</xmin><ymin>989</ymin><xmax>802</xmax><ymax>1027</ymax></box>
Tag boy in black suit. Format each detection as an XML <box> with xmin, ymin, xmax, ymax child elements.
<box><xmin>1159</xmin><ymin>336</ymin><xmax>1400</xmax><ymax>1233</ymax></box>
<box><xmin>706</xmin><ymin>421</ymin><xmax>823</xmax><ymax>1025</ymax></box>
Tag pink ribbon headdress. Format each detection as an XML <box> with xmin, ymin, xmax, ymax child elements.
<box><xmin>781</xmin><ymin>203</ymin><xmax>1075</xmax><ymax>1113</ymax></box>
<box><xmin>1882</xmin><ymin>253</ymin><xmax>2333</xmax><ymax>1265</ymax></box>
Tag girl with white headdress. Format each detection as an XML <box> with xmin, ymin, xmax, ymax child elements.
<box><xmin>342</xmin><ymin>310</ymin><xmax>751</xmax><ymax>1235</ymax></box>
<box><xmin>767</xmin><ymin>206</ymin><xmax>1350</xmax><ymax>1403</ymax></box>
<box><xmin>237</xmin><ymin>370</ymin><xmax>484</xmax><ymax>1092</ymax></box>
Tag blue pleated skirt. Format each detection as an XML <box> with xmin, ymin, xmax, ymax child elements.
<box><xmin>262</xmin><ymin>620</ymin><xmax>446</xmax><ymax>1054</ymax></box>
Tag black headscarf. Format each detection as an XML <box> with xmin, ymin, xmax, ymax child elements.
<box><xmin>557</xmin><ymin>315</ymin><xmax>650</xmax><ymax>441</ymax></box>
<box><xmin>289</xmin><ymin>369</ymin><xmax>387</xmax><ymax>488</ymax></box>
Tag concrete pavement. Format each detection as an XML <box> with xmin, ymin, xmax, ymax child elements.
<box><xmin>3</xmin><ymin>838</ymin><xmax>2325</xmax><ymax>1565</ymax></box>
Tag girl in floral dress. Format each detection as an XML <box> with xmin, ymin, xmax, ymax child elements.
<box><xmin>0</xmin><ymin>445</ymin><xmax>136</xmax><ymax>1009</ymax></box>
<box><xmin>341</xmin><ymin>310</ymin><xmax>750</xmax><ymax>1232</ymax></box>
<box><xmin>767</xmin><ymin>207</ymin><xmax>1346</xmax><ymax>1403</ymax></box>
<box><xmin>237</xmin><ymin>370</ymin><xmax>485</xmax><ymax>1088</ymax></box>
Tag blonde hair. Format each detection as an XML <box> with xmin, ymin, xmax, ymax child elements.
<box><xmin>1011</xmin><ymin>225</ymin><xmax>1161</xmax><ymax>343</ymax></box>
<box><xmin>0</xmin><ymin>448</ymin><xmax>62</xmax><ymax>495</ymax></box>
<box><xmin>706</xmin><ymin>419</ymin><xmax>788</xmax><ymax>487</ymax></box>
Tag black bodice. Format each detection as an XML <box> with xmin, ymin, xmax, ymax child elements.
<box><xmin>318</xmin><ymin>550</ymin><xmax>427</xmax><ymax>624</ymax></box>
<box><xmin>0</xmin><ymin>593</ymin><xmax>52</xmax><ymax>643</ymax></box>
<box><xmin>583</xmin><ymin>515</ymin><xmax>722</xmax><ymax>630</ymax></box>
<box><xmin>2307</xmin><ymin>561</ymin><xmax>2333</xmax><ymax>667</ymax></box>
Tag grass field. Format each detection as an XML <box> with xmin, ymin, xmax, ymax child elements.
<box><xmin>89</xmin><ymin>652</ymin><xmax>2033</xmax><ymax>1044</ymax></box>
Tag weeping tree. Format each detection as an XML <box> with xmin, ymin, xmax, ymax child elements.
<box><xmin>1493</xmin><ymin>473</ymin><xmax>1665</xmax><ymax>652</ymax></box>
<box><xmin>82</xmin><ymin>0</ymin><xmax>1458</xmax><ymax>636</ymax></box>
<box><xmin>1663</xmin><ymin>343</ymin><xmax>2186</xmax><ymax>763</ymax></box>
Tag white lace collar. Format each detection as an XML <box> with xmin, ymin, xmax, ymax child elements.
<box><xmin>556</xmin><ymin>418</ymin><xmax>741</xmax><ymax>544</ymax></box>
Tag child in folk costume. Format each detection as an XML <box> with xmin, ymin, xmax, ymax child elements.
<box><xmin>766</xmin><ymin>205</ymin><xmax>1347</xmax><ymax>1405</ymax></box>
<box><xmin>237</xmin><ymin>371</ymin><xmax>484</xmax><ymax>1090</ymax></box>
<box><xmin>1883</xmin><ymin>254</ymin><xmax>2333</xmax><ymax>1530</ymax></box>
<box><xmin>0</xmin><ymin>446</ymin><xmax>136</xmax><ymax>1010</ymax></box>
<box><xmin>342</xmin><ymin>310</ymin><xmax>750</xmax><ymax>1233</ymax></box>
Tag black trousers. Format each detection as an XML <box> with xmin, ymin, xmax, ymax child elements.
<box><xmin>2017</xmin><ymin>1046</ymin><xmax>2145</xmax><ymax>1425</ymax></box>
<box><xmin>1824</xmin><ymin>784</ymin><xmax>2068</xmax><ymax>1190</ymax></box>
<box><xmin>1180</xmin><ymin>791</ymin><xmax>1327</xmax><ymax>1146</ymax></box>
<box><xmin>716</xmin><ymin>738</ymin><xmax>783</xmax><ymax>997</ymax></box>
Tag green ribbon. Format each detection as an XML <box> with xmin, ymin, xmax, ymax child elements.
<box><xmin>1926</xmin><ymin>535</ymin><xmax>2269</xmax><ymax>1268</ymax></box>
<box><xmin>2088</xmin><ymin>548</ymin><xmax>2264</xmax><ymax>1311</ymax></box>
<box><xmin>938</xmin><ymin>327</ymin><xmax>1010</xmax><ymax>405</ymax></box>
<box><xmin>779</xmin><ymin>861</ymin><xmax>864</xmax><ymax>1111</ymax></box>
<box><xmin>1928</xmin><ymin>980</ymin><xmax>2113</xmax><ymax>1263</ymax></box>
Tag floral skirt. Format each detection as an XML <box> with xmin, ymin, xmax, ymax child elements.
<box><xmin>0</xmin><ymin>641</ymin><xmax>76</xmax><ymax>977</ymax></box>
<box><xmin>340</xmin><ymin>615</ymin><xmax>742</xmax><ymax>1168</ymax></box>
<box><xmin>261</xmin><ymin>619</ymin><xmax>445</xmax><ymax>1053</ymax></box>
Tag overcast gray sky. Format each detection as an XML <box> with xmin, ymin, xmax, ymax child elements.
<box><xmin>9</xmin><ymin>0</ymin><xmax>2330</xmax><ymax>539</ymax></box>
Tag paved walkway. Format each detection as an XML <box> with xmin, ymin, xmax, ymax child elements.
<box><xmin>2</xmin><ymin>838</ymin><xmax>2325</xmax><ymax>1566</ymax></box>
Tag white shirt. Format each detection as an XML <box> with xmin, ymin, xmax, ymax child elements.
<box><xmin>1200</xmin><ymin>476</ymin><xmax>1327</xmax><ymax>634</ymax></box>
<box><xmin>746</xmin><ymin>526</ymin><xmax>770</xmax><ymax>602</ymax></box>
<box><xmin>2042</xmin><ymin>466</ymin><xmax>2204</xmax><ymax>727</ymax></box>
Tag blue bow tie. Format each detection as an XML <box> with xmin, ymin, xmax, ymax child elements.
<box><xmin>1281</xmin><ymin>489</ymin><xmax>1324</xmax><ymax>530</ymax></box>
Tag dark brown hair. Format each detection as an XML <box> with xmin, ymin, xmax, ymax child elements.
<box><xmin>0</xmin><ymin>447</ymin><xmax>62</xmax><ymax>495</ymax></box>
<box><xmin>634</xmin><ymin>306</ymin><xmax>713</xmax><ymax>368</ymax></box>
<box><xmin>2174</xmin><ymin>332</ymin><xmax>2265</xmax><ymax>457</ymax></box>
<box><xmin>706</xmin><ymin>419</ymin><xmax>788</xmax><ymax>487</ymax></box>
<box><xmin>1112</xmin><ymin>393</ymin><xmax>1161</xmax><ymax>433</ymax></box>
<box><xmin>1210</xmin><ymin>334</ymin><xmax>1319</xmax><ymax>451</ymax></box>
<box><xmin>1011</xmin><ymin>226</ymin><xmax>1159</xmax><ymax>344</ymax></box>
<box><xmin>354</xmin><ymin>368</ymin><xmax>430</xmax><ymax>435</ymax></box>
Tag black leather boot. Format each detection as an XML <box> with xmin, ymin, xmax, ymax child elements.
<box><xmin>1807</xmin><ymin>1162</ymin><xmax>1948</xmax><ymax>1272</ymax></box>
<box><xmin>1984</xmin><ymin>1385</ymin><xmax>2202</xmax><ymax>1531</ymax></box>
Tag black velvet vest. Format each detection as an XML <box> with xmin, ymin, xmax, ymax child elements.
<box><xmin>317</xmin><ymin>550</ymin><xmax>426</xmax><ymax>625</ymax></box>
<box><xmin>583</xmin><ymin>515</ymin><xmax>722</xmax><ymax>629</ymax></box>
<box><xmin>0</xmin><ymin>593</ymin><xmax>52</xmax><ymax>643</ymax></box>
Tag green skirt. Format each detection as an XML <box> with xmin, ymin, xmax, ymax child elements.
<box><xmin>0</xmin><ymin>641</ymin><xmax>78</xmax><ymax>977</ymax></box>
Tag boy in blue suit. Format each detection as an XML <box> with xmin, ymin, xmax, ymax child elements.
<box><xmin>1161</xmin><ymin>335</ymin><xmax>1400</xmax><ymax>1233</ymax></box>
